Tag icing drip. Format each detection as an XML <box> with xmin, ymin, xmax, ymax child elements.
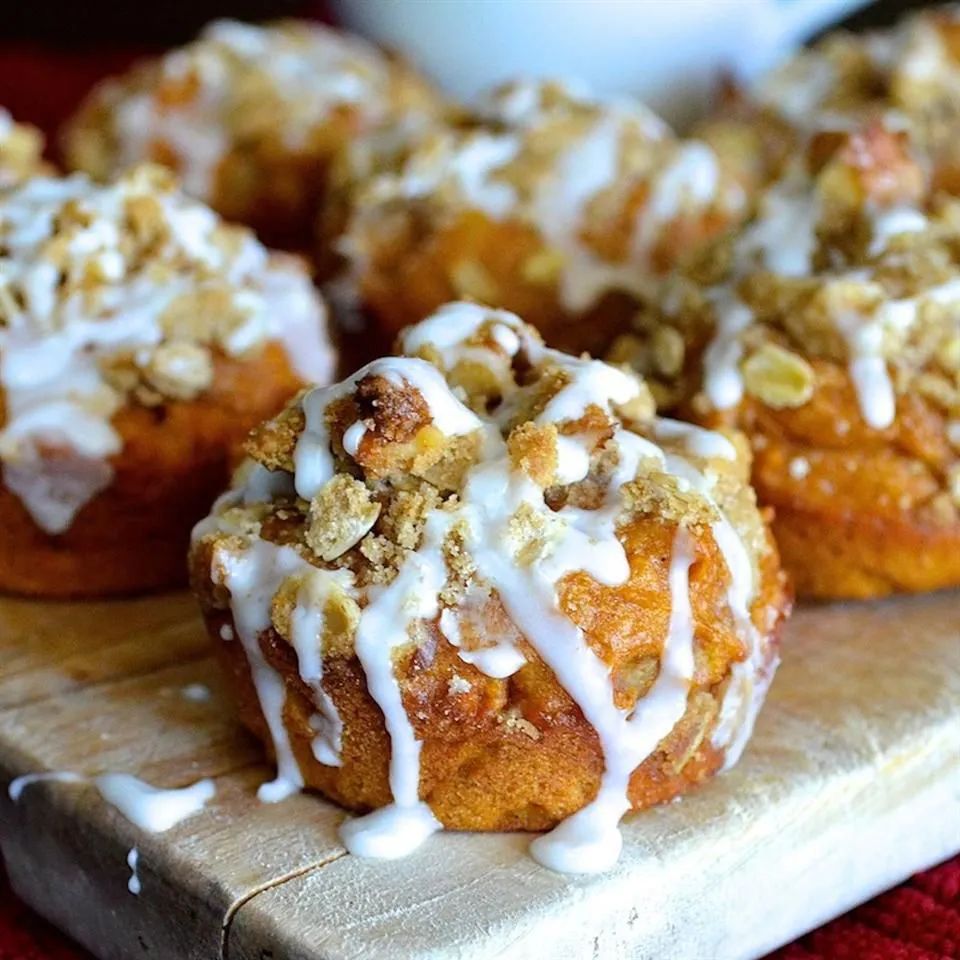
<box><xmin>530</xmin><ymin>526</ymin><xmax>697</xmax><ymax>873</ymax></box>
<box><xmin>289</xmin><ymin>569</ymin><xmax>354</xmax><ymax>768</ymax></box>
<box><xmin>127</xmin><ymin>847</ymin><xmax>141</xmax><ymax>896</ymax></box>
<box><xmin>703</xmin><ymin>294</ymin><xmax>755</xmax><ymax>411</ymax></box>
<box><xmin>295</xmin><ymin>356</ymin><xmax>482</xmax><ymax>499</ymax></box>
<box><xmin>216</xmin><ymin>541</ymin><xmax>313</xmax><ymax>802</ymax></box>
<box><xmin>10</xmin><ymin>771</ymin><xmax>214</xmax><ymax>835</ymax></box>
<box><xmin>181</xmin><ymin>683</ymin><xmax>212</xmax><ymax>703</ymax></box>
<box><xmin>8</xmin><ymin>771</ymin><xmax>83</xmax><ymax>801</ymax></box>
<box><xmin>93</xmin><ymin>774</ymin><xmax>215</xmax><ymax>831</ymax></box>
<box><xmin>338</xmin><ymin>509</ymin><xmax>448</xmax><ymax>858</ymax></box>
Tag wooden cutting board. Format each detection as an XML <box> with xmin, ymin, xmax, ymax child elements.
<box><xmin>0</xmin><ymin>589</ymin><xmax>957</xmax><ymax>960</ymax></box>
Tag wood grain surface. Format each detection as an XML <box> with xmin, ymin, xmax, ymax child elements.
<box><xmin>0</xmin><ymin>590</ymin><xmax>957</xmax><ymax>960</ymax></box>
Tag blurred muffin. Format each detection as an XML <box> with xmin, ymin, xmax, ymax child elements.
<box><xmin>0</xmin><ymin>164</ymin><xmax>335</xmax><ymax>598</ymax></box>
<box><xmin>63</xmin><ymin>19</ymin><xmax>446</xmax><ymax>249</ymax></box>
<box><xmin>190</xmin><ymin>300</ymin><xmax>788</xmax><ymax>873</ymax></box>
<box><xmin>0</xmin><ymin>109</ymin><xmax>49</xmax><ymax>187</ymax></box>
<box><xmin>336</xmin><ymin>80</ymin><xmax>749</xmax><ymax>359</ymax></box>
<box><xmin>612</xmin><ymin>123</ymin><xmax>960</xmax><ymax>599</ymax></box>
<box><xmin>698</xmin><ymin>6</ymin><xmax>960</xmax><ymax>198</ymax></box>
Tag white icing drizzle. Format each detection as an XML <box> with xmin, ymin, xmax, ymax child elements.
<box><xmin>868</xmin><ymin>205</ymin><xmax>928</xmax><ymax>255</ymax></box>
<box><xmin>295</xmin><ymin>356</ymin><xmax>482</xmax><ymax>500</ymax></box>
<box><xmin>0</xmin><ymin>169</ymin><xmax>332</xmax><ymax>534</ymax></box>
<box><xmin>127</xmin><ymin>847</ymin><xmax>141</xmax><ymax>896</ymax></box>
<box><xmin>206</xmin><ymin>302</ymin><xmax>769</xmax><ymax>873</ymax></box>
<box><xmin>93</xmin><ymin>774</ymin><xmax>215</xmax><ymax>831</ymax></box>
<box><xmin>104</xmin><ymin>20</ymin><xmax>411</xmax><ymax>197</ymax></box>
<box><xmin>180</xmin><ymin>683</ymin><xmax>212</xmax><ymax>703</ymax></box>
<box><xmin>10</xmin><ymin>770</ymin><xmax>214</xmax><ymax>835</ymax></box>
<box><xmin>216</xmin><ymin>541</ymin><xmax>312</xmax><ymax>802</ymax></box>
<box><xmin>694</xmin><ymin>165</ymin><xmax>955</xmax><ymax>429</ymax></box>
<box><xmin>530</xmin><ymin>525</ymin><xmax>697</xmax><ymax>873</ymax></box>
<box><xmin>8</xmin><ymin>771</ymin><xmax>83</xmax><ymax>801</ymax></box>
<box><xmin>289</xmin><ymin>569</ymin><xmax>354</xmax><ymax>768</ymax></box>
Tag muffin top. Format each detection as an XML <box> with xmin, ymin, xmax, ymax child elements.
<box><xmin>193</xmin><ymin>300</ymin><xmax>779</xmax><ymax>871</ymax></box>
<box><xmin>715</xmin><ymin>6</ymin><xmax>960</xmax><ymax>192</ymax></box>
<box><xmin>0</xmin><ymin>110</ymin><xmax>47</xmax><ymax>188</ymax></box>
<box><xmin>0</xmin><ymin>164</ymin><xmax>332</xmax><ymax>533</ymax></box>
<box><xmin>617</xmin><ymin>123</ymin><xmax>960</xmax><ymax>437</ymax></box>
<box><xmin>340</xmin><ymin>80</ymin><xmax>747</xmax><ymax>314</ymax></box>
<box><xmin>64</xmin><ymin>19</ymin><xmax>443</xmax><ymax>200</ymax></box>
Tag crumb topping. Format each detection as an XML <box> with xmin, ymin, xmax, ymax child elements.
<box><xmin>0</xmin><ymin>164</ymin><xmax>333</xmax><ymax>534</ymax></box>
<box><xmin>194</xmin><ymin>300</ymin><xmax>777</xmax><ymax>872</ymax></box>
<box><xmin>340</xmin><ymin>79</ymin><xmax>747</xmax><ymax>313</ymax></box>
<box><xmin>0</xmin><ymin>110</ymin><xmax>47</xmax><ymax>188</ymax></box>
<box><xmin>66</xmin><ymin>19</ymin><xmax>442</xmax><ymax>200</ymax></box>
<box><xmin>622</xmin><ymin>122</ymin><xmax>960</xmax><ymax>431</ymax></box>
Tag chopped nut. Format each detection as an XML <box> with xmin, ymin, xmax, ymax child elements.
<box><xmin>741</xmin><ymin>344</ymin><xmax>816</xmax><ymax>409</ymax></box>
<box><xmin>937</xmin><ymin>335</ymin><xmax>960</xmax><ymax>373</ymax></box>
<box><xmin>651</xmin><ymin>326</ymin><xmax>685</xmax><ymax>377</ymax></box>
<box><xmin>306</xmin><ymin>475</ymin><xmax>381</xmax><ymax>561</ymax></box>
<box><xmin>448</xmin><ymin>260</ymin><xmax>499</xmax><ymax>303</ymax></box>
<box><xmin>142</xmin><ymin>342</ymin><xmax>214</xmax><ymax>400</ymax></box>
<box><xmin>521</xmin><ymin>248</ymin><xmax>565</xmax><ymax>285</ymax></box>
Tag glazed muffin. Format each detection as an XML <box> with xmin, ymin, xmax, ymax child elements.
<box><xmin>336</xmin><ymin>80</ymin><xmax>749</xmax><ymax>358</ymax></box>
<box><xmin>0</xmin><ymin>109</ymin><xmax>48</xmax><ymax>187</ymax></box>
<box><xmin>0</xmin><ymin>164</ymin><xmax>335</xmax><ymax>598</ymax></box>
<box><xmin>190</xmin><ymin>300</ymin><xmax>789</xmax><ymax>873</ymax></box>
<box><xmin>611</xmin><ymin>123</ymin><xmax>960</xmax><ymax>599</ymax></box>
<box><xmin>698</xmin><ymin>5</ymin><xmax>960</xmax><ymax>199</ymax></box>
<box><xmin>63</xmin><ymin>19</ymin><xmax>445</xmax><ymax>249</ymax></box>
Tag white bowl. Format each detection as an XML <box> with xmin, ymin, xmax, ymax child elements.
<box><xmin>331</xmin><ymin>0</ymin><xmax>867</xmax><ymax>126</ymax></box>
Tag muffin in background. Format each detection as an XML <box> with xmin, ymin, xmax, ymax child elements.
<box><xmin>698</xmin><ymin>5</ymin><xmax>960</xmax><ymax>200</ymax></box>
<box><xmin>62</xmin><ymin>19</ymin><xmax>447</xmax><ymax>249</ymax></box>
<box><xmin>334</xmin><ymin>79</ymin><xmax>750</xmax><ymax>360</ymax></box>
<box><xmin>611</xmin><ymin>121</ymin><xmax>960</xmax><ymax>599</ymax></box>
<box><xmin>0</xmin><ymin>163</ymin><xmax>335</xmax><ymax>598</ymax></box>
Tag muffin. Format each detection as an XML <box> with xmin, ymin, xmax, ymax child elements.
<box><xmin>336</xmin><ymin>80</ymin><xmax>749</xmax><ymax>359</ymax></box>
<box><xmin>611</xmin><ymin>123</ymin><xmax>960</xmax><ymax>599</ymax></box>
<box><xmin>190</xmin><ymin>300</ymin><xmax>789</xmax><ymax>873</ymax></box>
<box><xmin>0</xmin><ymin>164</ymin><xmax>335</xmax><ymax>598</ymax></box>
<box><xmin>0</xmin><ymin>109</ymin><xmax>49</xmax><ymax>187</ymax></box>
<box><xmin>698</xmin><ymin>6</ymin><xmax>960</xmax><ymax>199</ymax></box>
<box><xmin>62</xmin><ymin>19</ymin><xmax>445</xmax><ymax>249</ymax></box>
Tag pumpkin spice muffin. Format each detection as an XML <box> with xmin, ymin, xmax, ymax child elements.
<box><xmin>190</xmin><ymin>300</ymin><xmax>789</xmax><ymax>873</ymax></box>
<box><xmin>0</xmin><ymin>164</ymin><xmax>335</xmax><ymax>598</ymax></box>
<box><xmin>698</xmin><ymin>5</ymin><xmax>960</xmax><ymax>201</ymax></box>
<box><xmin>336</xmin><ymin>80</ymin><xmax>749</xmax><ymax>359</ymax></box>
<box><xmin>62</xmin><ymin>19</ymin><xmax>446</xmax><ymax>249</ymax></box>
<box><xmin>611</xmin><ymin>123</ymin><xmax>960</xmax><ymax>599</ymax></box>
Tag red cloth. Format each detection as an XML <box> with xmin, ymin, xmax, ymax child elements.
<box><xmin>0</xmin><ymin>38</ymin><xmax>958</xmax><ymax>960</ymax></box>
<box><xmin>0</xmin><ymin>857</ymin><xmax>958</xmax><ymax>958</ymax></box>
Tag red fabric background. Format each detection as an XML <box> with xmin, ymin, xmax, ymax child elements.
<box><xmin>0</xmin><ymin>37</ymin><xmax>957</xmax><ymax>960</ymax></box>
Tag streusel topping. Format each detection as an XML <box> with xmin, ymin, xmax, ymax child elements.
<box><xmin>0</xmin><ymin>164</ymin><xmax>332</xmax><ymax>533</ymax></box>
<box><xmin>0</xmin><ymin>110</ymin><xmax>47</xmax><ymax>189</ymax></box>
<box><xmin>195</xmin><ymin>300</ymin><xmax>775</xmax><ymax>873</ymax></box>
<box><xmin>66</xmin><ymin>19</ymin><xmax>441</xmax><ymax>201</ymax></box>
<box><xmin>616</xmin><ymin>124</ymin><xmax>960</xmax><ymax>432</ymax></box>
<box><xmin>340</xmin><ymin>80</ymin><xmax>747</xmax><ymax>313</ymax></box>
